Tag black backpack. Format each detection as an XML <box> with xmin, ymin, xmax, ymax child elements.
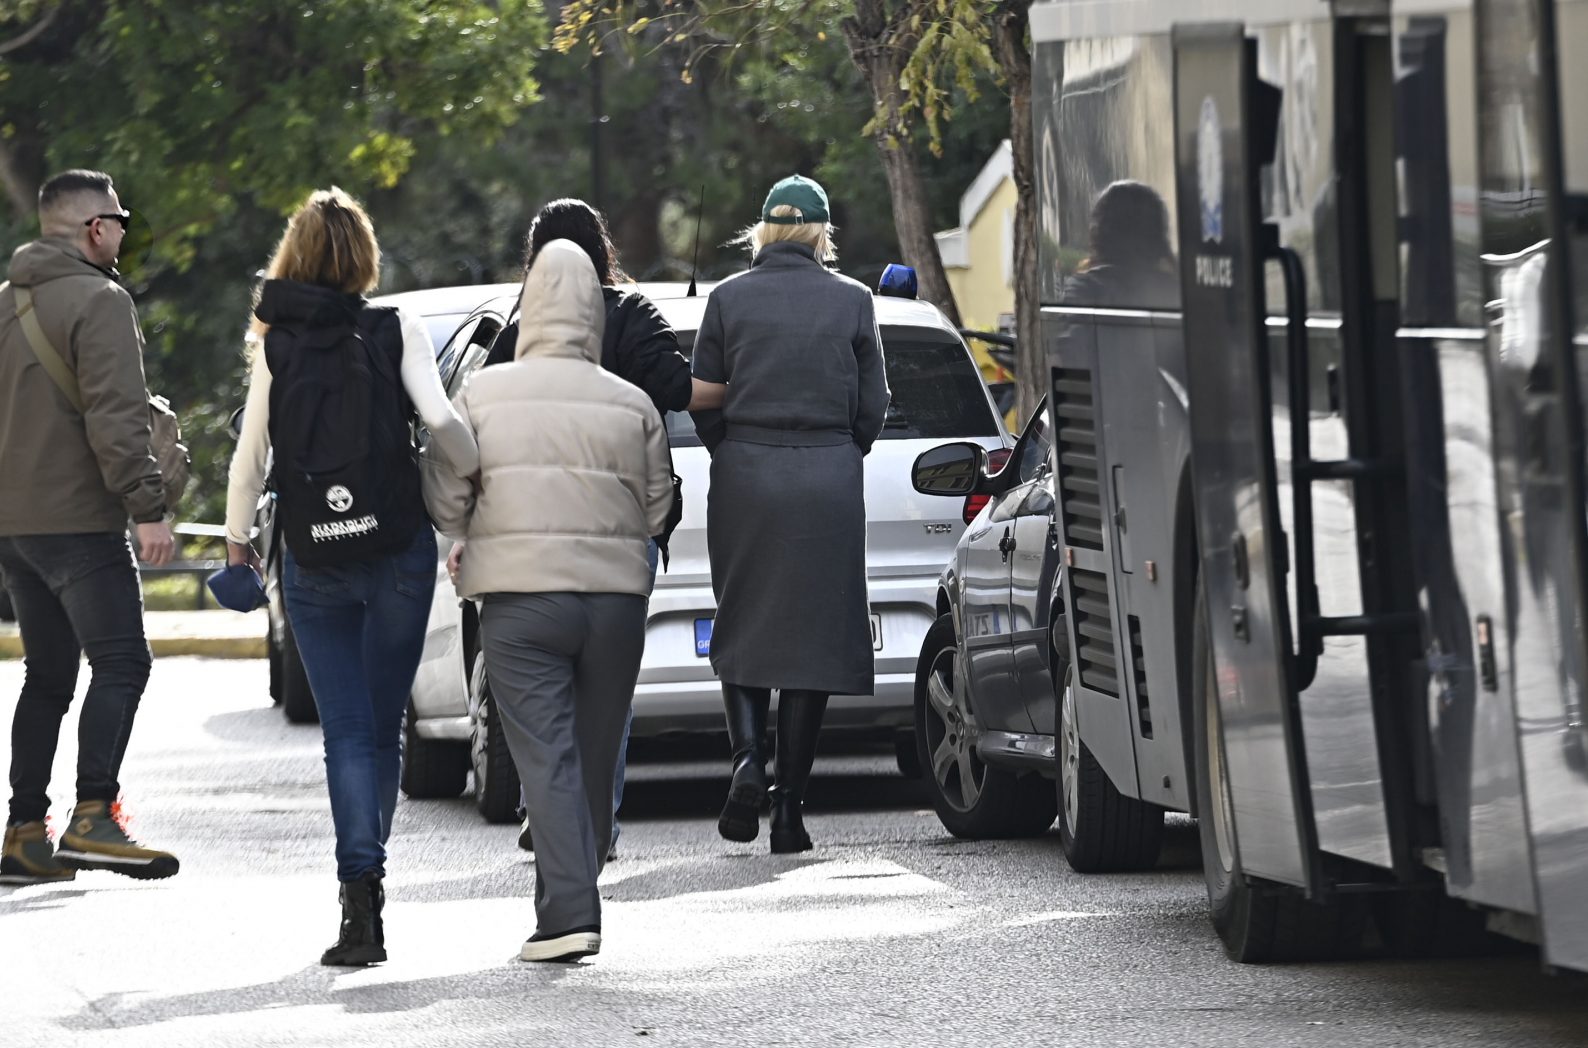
<box><xmin>264</xmin><ymin>304</ymin><xmax>424</xmax><ymax>568</ymax></box>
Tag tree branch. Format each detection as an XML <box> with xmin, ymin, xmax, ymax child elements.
<box><xmin>0</xmin><ymin>3</ymin><xmax>61</xmax><ymax>57</ymax></box>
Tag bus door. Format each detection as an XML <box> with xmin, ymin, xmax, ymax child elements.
<box><xmin>1171</xmin><ymin>25</ymin><xmax>1318</xmax><ymax>891</ymax></box>
<box><xmin>1171</xmin><ymin>14</ymin><xmax>1429</xmax><ymax>892</ymax></box>
<box><xmin>1470</xmin><ymin>0</ymin><xmax>1588</xmax><ymax>971</ymax></box>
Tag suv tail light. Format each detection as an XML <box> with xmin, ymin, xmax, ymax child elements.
<box><xmin>962</xmin><ymin>448</ymin><xmax>1013</xmax><ymax>525</ymax></box>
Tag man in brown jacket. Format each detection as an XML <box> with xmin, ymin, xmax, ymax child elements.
<box><xmin>0</xmin><ymin>170</ymin><xmax>180</xmax><ymax>884</ymax></box>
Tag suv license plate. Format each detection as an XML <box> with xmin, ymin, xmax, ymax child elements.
<box><xmin>697</xmin><ymin>613</ymin><xmax>881</xmax><ymax>656</ymax></box>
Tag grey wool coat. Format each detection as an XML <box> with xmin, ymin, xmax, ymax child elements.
<box><xmin>690</xmin><ymin>241</ymin><xmax>891</xmax><ymax>694</ymax></box>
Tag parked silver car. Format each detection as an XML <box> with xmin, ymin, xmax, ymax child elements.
<box><xmin>398</xmin><ymin>280</ymin><xmax>1012</xmax><ymax>822</ymax></box>
<box><xmin>908</xmin><ymin>399</ymin><xmax>1067</xmax><ymax>841</ymax></box>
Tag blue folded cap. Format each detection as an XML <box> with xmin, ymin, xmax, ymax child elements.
<box><xmin>206</xmin><ymin>563</ymin><xmax>267</xmax><ymax>613</ymax></box>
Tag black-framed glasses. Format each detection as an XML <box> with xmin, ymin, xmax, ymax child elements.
<box><xmin>84</xmin><ymin>210</ymin><xmax>132</xmax><ymax>231</ymax></box>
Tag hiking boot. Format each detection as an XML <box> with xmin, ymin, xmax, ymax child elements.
<box><xmin>0</xmin><ymin>821</ymin><xmax>75</xmax><ymax>885</ymax></box>
<box><xmin>520</xmin><ymin>925</ymin><xmax>600</xmax><ymax>963</ymax></box>
<box><xmin>56</xmin><ymin>801</ymin><xmax>179</xmax><ymax>880</ymax></box>
<box><xmin>321</xmin><ymin>872</ymin><xmax>386</xmax><ymax>967</ymax></box>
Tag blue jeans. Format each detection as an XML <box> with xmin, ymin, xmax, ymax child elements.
<box><xmin>283</xmin><ymin>526</ymin><xmax>437</xmax><ymax>882</ymax></box>
<box><xmin>0</xmin><ymin>533</ymin><xmax>151</xmax><ymax>825</ymax></box>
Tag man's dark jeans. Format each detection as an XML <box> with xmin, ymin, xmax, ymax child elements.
<box><xmin>0</xmin><ymin>533</ymin><xmax>152</xmax><ymax>825</ymax></box>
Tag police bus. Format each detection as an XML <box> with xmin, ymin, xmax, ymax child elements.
<box><xmin>1032</xmin><ymin>0</ymin><xmax>1588</xmax><ymax>968</ymax></box>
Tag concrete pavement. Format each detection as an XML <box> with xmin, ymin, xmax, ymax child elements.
<box><xmin>2</xmin><ymin>657</ymin><xmax>1587</xmax><ymax>1047</ymax></box>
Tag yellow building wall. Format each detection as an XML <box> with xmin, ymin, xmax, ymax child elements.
<box><xmin>946</xmin><ymin>178</ymin><xmax>1018</xmax><ymax>391</ymax></box>
<box><xmin>953</xmin><ymin>178</ymin><xmax>1017</xmax><ymax>335</ymax></box>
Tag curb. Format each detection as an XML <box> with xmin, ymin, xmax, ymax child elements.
<box><xmin>0</xmin><ymin>636</ymin><xmax>265</xmax><ymax>660</ymax></box>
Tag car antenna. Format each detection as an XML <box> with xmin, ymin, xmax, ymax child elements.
<box><xmin>687</xmin><ymin>184</ymin><xmax>705</xmax><ymax>297</ymax></box>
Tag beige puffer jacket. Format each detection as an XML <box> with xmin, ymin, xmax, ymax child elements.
<box><xmin>426</xmin><ymin>240</ymin><xmax>673</xmax><ymax>598</ymax></box>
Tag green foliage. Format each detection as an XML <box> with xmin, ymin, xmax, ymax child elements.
<box><xmin>1</xmin><ymin>0</ymin><xmax>544</xmax><ymax>269</ymax></box>
<box><xmin>897</xmin><ymin>1</ymin><xmax>1001</xmax><ymax>156</ymax></box>
<box><xmin>0</xmin><ymin>1</ymin><xmax>548</xmax><ymax>526</ymax></box>
<box><xmin>557</xmin><ymin>0</ymin><xmax>1004</xmax><ymax>156</ymax></box>
<box><xmin>0</xmin><ymin>0</ymin><xmax>1013</xmax><ymax>527</ymax></box>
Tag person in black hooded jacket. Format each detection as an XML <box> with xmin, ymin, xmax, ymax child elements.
<box><xmin>464</xmin><ymin>198</ymin><xmax>721</xmax><ymax>859</ymax></box>
<box><xmin>480</xmin><ymin>199</ymin><xmax>714</xmax><ymax>417</ymax></box>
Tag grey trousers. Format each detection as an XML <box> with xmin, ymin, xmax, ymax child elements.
<box><xmin>481</xmin><ymin>592</ymin><xmax>646</xmax><ymax>935</ymax></box>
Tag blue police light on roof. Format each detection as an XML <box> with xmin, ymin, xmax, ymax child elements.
<box><xmin>878</xmin><ymin>263</ymin><xmax>918</xmax><ymax>299</ymax></box>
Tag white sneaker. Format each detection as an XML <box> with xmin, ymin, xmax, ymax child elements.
<box><xmin>520</xmin><ymin>928</ymin><xmax>601</xmax><ymax>963</ymax></box>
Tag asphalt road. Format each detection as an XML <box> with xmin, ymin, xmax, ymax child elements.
<box><xmin>2</xmin><ymin>657</ymin><xmax>1586</xmax><ymax>1048</ymax></box>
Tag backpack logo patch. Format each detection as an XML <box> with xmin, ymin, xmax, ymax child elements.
<box><xmin>310</xmin><ymin>515</ymin><xmax>380</xmax><ymax>543</ymax></box>
<box><xmin>325</xmin><ymin>485</ymin><xmax>354</xmax><ymax>513</ymax></box>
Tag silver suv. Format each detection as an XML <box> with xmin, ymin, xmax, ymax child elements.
<box><xmin>391</xmin><ymin>281</ymin><xmax>1011</xmax><ymax>823</ymax></box>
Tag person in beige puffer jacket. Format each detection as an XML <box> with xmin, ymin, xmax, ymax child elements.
<box><xmin>426</xmin><ymin>239</ymin><xmax>673</xmax><ymax>964</ymax></box>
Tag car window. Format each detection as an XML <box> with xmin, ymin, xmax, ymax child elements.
<box><xmin>662</xmin><ymin>324</ymin><xmax>1000</xmax><ymax>449</ymax></box>
<box><xmin>423</xmin><ymin>313</ymin><xmax>469</xmax><ymax>357</ymax></box>
<box><xmin>880</xmin><ymin>330</ymin><xmax>1002</xmax><ymax>440</ymax></box>
<box><xmin>442</xmin><ymin>317</ymin><xmax>503</xmax><ymax>398</ymax></box>
<box><xmin>1016</xmin><ymin>400</ymin><xmax>1052</xmax><ymax>484</ymax></box>
<box><xmin>436</xmin><ymin>319</ymin><xmax>481</xmax><ymax>391</ymax></box>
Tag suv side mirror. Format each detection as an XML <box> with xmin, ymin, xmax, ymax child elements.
<box><xmin>912</xmin><ymin>441</ymin><xmax>987</xmax><ymax>497</ymax></box>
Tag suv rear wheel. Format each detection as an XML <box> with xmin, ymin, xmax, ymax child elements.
<box><xmin>279</xmin><ymin>614</ymin><xmax>318</xmax><ymax>725</ymax></box>
<box><xmin>914</xmin><ymin>614</ymin><xmax>1056</xmax><ymax>839</ymax></box>
<box><xmin>469</xmin><ymin>642</ymin><xmax>521</xmax><ymax>824</ymax></box>
<box><xmin>401</xmin><ymin>699</ymin><xmax>469</xmax><ymax>799</ymax></box>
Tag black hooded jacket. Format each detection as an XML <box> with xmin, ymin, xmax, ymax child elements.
<box><xmin>483</xmin><ymin>287</ymin><xmax>691</xmax><ymax>416</ymax></box>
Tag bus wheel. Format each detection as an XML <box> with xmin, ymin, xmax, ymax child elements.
<box><xmin>1056</xmin><ymin>662</ymin><xmax>1164</xmax><ymax>872</ymax></box>
<box><xmin>1191</xmin><ymin>580</ymin><xmax>1367</xmax><ymax>962</ymax></box>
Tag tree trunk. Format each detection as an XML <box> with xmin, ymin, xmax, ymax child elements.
<box><xmin>842</xmin><ymin>0</ymin><xmax>960</xmax><ymax>324</ymax></box>
<box><xmin>871</xmin><ymin>136</ymin><xmax>959</xmax><ymax>323</ymax></box>
<box><xmin>994</xmin><ymin>1</ymin><xmax>1039</xmax><ymax>429</ymax></box>
<box><xmin>0</xmin><ymin>138</ymin><xmax>41</xmax><ymax>224</ymax></box>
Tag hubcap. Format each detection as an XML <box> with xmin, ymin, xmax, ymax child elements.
<box><xmin>1059</xmin><ymin>667</ymin><xmax>1080</xmax><ymax>832</ymax></box>
<box><xmin>1205</xmin><ymin>659</ymin><xmax>1236</xmax><ymax>875</ymax></box>
<box><xmin>923</xmin><ymin>644</ymin><xmax>986</xmax><ymax>812</ymax></box>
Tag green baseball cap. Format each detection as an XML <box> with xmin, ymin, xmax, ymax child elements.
<box><xmin>762</xmin><ymin>175</ymin><xmax>830</xmax><ymax>225</ymax></box>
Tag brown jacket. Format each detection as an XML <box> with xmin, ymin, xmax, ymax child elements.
<box><xmin>0</xmin><ymin>237</ymin><xmax>164</xmax><ymax>535</ymax></box>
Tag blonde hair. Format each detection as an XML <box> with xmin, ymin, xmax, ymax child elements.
<box><xmin>247</xmin><ymin>187</ymin><xmax>381</xmax><ymax>343</ymax></box>
<box><xmin>735</xmin><ymin>204</ymin><xmax>837</xmax><ymax>263</ymax></box>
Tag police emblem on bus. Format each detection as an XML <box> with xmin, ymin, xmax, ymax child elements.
<box><xmin>1197</xmin><ymin>95</ymin><xmax>1223</xmax><ymax>244</ymax></box>
<box><xmin>325</xmin><ymin>485</ymin><xmax>354</xmax><ymax>513</ymax></box>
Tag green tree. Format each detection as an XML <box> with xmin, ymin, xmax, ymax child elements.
<box><xmin>0</xmin><ymin>0</ymin><xmax>547</xmax><ymax>524</ymax></box>
<box><xmin>1</xmin><ymin>1</ymin><xmax>544</xmax><ymax>265</ymax></box>
<box><xmin>558</xmin><ymin>0</ymin><xmax>1047</xmax><ymax>423</ymax></box>
<box><xmin>557</xmin><ymin>0</ymin><xmax>977</xmax><ymax>323</ymax></box>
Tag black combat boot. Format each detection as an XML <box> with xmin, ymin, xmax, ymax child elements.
<box><xmin>718</xmin><ymin>684</ymin><xmax>771</xmax><ymax>842</ymax></box>
<box><xmin>768</xmin><ymin>689</ymin><xmax>829</xmax><ymax>854</ymax></box>
<box><xmin>321</xmin><ymin>871</ymin><xmax>386</xmax><ymax>967</ymax></box>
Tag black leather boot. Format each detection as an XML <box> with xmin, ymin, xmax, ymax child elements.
<box><xmin>321</xmin><ymin>871</ymin><xmax>387</xmax><ymax>967</ymax></box>
<box><xmin>718</xmin><ymin>684</ymin><xmax>771</xmax><ymax>842</ymax></box>
<box><xmin>769</xmin><ymin>689</ymin><xmax>829</xmax><ymax>854</ymax></box>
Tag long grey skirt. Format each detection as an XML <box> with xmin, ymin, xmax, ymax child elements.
<box><xmin>706</xmin><ymin>437</ymin><xmax>874</xmax><ymax>695</ymax></box>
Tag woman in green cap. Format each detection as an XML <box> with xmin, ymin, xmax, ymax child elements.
<box><xmin>689</xmin><ymin>175</ymin><xmax>891</xmax><ymax>853</ymax></box>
